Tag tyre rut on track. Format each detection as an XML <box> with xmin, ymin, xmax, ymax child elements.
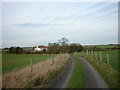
<box><xmin>47</xmin><ymin>57</ymin><xmax>74</xmax><ymax>88</ymax></box>
<box><xmin>78</xmin><ymin>56</ymin><xmax>109</xmax><ymax>88</ymax></box>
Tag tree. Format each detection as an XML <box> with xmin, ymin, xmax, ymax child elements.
<box><xmin>9</xmin><ymin>47</ymin><xmax>23</xmax><ymax>54</ymax></box>
<box><xmin>48</xmin><ymin>43</ymin><xmax>59</xmax><ymax>46</ymax></box>
<box><xmin>61</xmin><ymin>44</ymin><xmax>69</xmax><ymax>53</ymax></box>
<box><xmin>69</xmin><ymin>43</ymin><xmax>83</xmax><ymax>53</ymax></box>
<box><xmin>9</xmin><ymin>47</ymin><xmax>16</xmax><ymax>53</ymax></box>
<box><xmin>47</xmin><ymin>37</ymin><xmax>83</xmax><ymax>54</ymax></box>
<box><xmin>58</xmin><ymin>37</ymin><xmax>69</xmax><ymax>46</ymax></box>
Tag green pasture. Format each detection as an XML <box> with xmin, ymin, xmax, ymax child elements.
<box><xmin>95</xmin><ymin>45</ymin><xmax>117</xmax><ymax>48</ymax></box>
<box><xmin>83</xmin><ymin>45</ymin><xmax>118</xmax><ymax>49</ymax></box>
<box><xmin>2</xmin><ymin>54</ymin><xmax>56</xmax><ymax>73</ymax></box>
<box><xmin>78</xmin><ymin>50</ymin><xmax>119</xmax><ymax>72</ymax></box>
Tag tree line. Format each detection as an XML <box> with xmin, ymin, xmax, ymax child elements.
<box><xmin>9</xmin><ymin>47</ymin><xmax>23</xmax><ymax>54</ymax></box>
<box><xmin>47</xmin><ymin>37</ymin><xmax>83</xmax><ymax>54</ymax></box>
<box><xmin>8</xmin><ymin>37</ymin><xmax>83</xmax><ymax>54</ymax></box>
<box><xmin>47</xmin><ymin>43</ymin><xmax>83</xmax><ymax>54</ymax></box>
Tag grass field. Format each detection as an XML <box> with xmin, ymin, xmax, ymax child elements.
<box><xmin>95</xmin><ymin>45</ymin><xmax>118</xmax><ymax>49</ymax></box>
<box><xmin>67</xmin><ymin>55</ymin><xmax>85</xmax><ymax>88</ymax></box>
<box><xmin>2</xmin><ymin>54</ymin><xmax>56</xmax><ymax>73</ymax></box>
<box><xmin>96</xmin><ymin>50</ymin><xmax>119</xmax><ymax>72</ymax></box>
<box><xmin>78</xmin><ymin>50</ymin><xmax>119</xmax><ymax>72</ymax></box>
<box><xmin>83</xmin><ymin>45</ymin><xmax>118</xmax><ymax>49</ymax></box>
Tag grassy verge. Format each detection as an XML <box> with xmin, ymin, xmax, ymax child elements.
<box><xmin>77</xmin><ymin>53</ymin><xmax>119</xmax><ymax>88</ymax></box>
<box><xmin>94</xmin><ymin>50</ymin><xmax>118</xmax><ymax>72</ymax></box>
<box><xmin>3</xmin><ymin>54</ymin><xmax>69</xmax><ymax>88</ymax></box>
<box><xmin>2</xmin><ymin>54</ymin><xmax>56</xmax><ymax>73</ymax></box>
<box><xmin>67</xmin><ymin>55</ymin><xmax>85</xmax><ymax>88</ymax></box>
<box><xmin>79</xmin><ymin>50</ymin><xmax>119</xmax><ymax>72</ymax></box>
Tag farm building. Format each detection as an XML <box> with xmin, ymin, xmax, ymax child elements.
<box><xmin>34</xmin><ymin>45</ymin><xmax>47</xmax><ymax>51</ymax></box>
<box><xmin>22</xmin><ymin>47</ymin><xmax>33</xmax><ymax>53</ymax></box>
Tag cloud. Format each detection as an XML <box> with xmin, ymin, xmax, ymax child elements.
<box><xmin>87</xmin><ymin>2</ymin><xmax>110</xmax><ymax>10</ymax></box>
<box><xmin>54</xmin><ymin>14</ymin><xmax>77</xmax><ymax>21</ymax></box>
<box><xmin>2</xmin><ymin>2</ymin><xmax>118</xmax><ymax>48</ymax></box>
<box><xmin>12</xmin><ymin>23</ymin><xmax>70</xmax><ymax>27</ymax></box>
<box><xmin>72</xmin><ymin>2</ymin><xmax>117</xmax><ymax>21</ymax></box>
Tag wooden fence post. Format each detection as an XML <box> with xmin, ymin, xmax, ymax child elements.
<box><xmin>94</xmin><ymin>51</ymin><xmax>96</xmax><ymax>59</ymax></box>
<box><xmin>30</xmin><ymin>58</ymin><xmax>33</xmax><ymax>73</ymax></box>
<box><xmin>60</xmin><ymin>52</ymin><xmax>62</xmax><ymax>60</ymax></box>
<box><xmin>92</xmin><ymin>50</ymin><xmax>93</xmax><ymax>58</ymax></box>
<box><xmin>52</xmin><ymin>57</ymin><xmax>54</xmax><ymax>64</ymax></box>
<box><xmin>87</xmin><ymin>50</ymin><xmax>88</xmax><ymax>55</ymax></box>
<box><xmin>88</xmin><ymin>50</ymin><xmax>90</xmax><ymax>56</ymax></box>
<box><xmin>100</xmin><ymin>51</ymin><xmax>102</xmax><ymax>61</ymax></box>
<box><xmin>95</xmin><ymin>52</ymin><xmax>97</xmax><ymax>59</ymax></box>
<box><xmin>60</xmin><ymin>52</ymin><xmax>61</xmax><ymax>56</ymax></box>
<box><xmin>51</xmin><ymin>53</ymin><xmax>54</xmax><ymax>65</ymax></box>
<box><xmin>89</xmin><ymin>50</ymin><xmax>90</xmax><ymax>56</ymax></box>
<box><xmin>75</xmin><ymin>51</ymin><xmax>77</xmax><ymax>54</ymax></box>
<box><xmin>107</xmin><ymin>54</ymin><xmax>109</xmax><ymax>64</ymax></box>
<box><xmin>89</xmin><ymin>50</ymin><xmax>91</xmax><ymax>56</ymax></box>
<box><xmin>93</xmin><ymin>51</ymin><xmax>95</xmax><ymax>58</ymax></box>
<box><xmin>88</xmin><ymin>50</ymin><xmax>89</xmax><ymax>56</ymax></box>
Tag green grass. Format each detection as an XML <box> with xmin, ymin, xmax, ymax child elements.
<box><xmin>96</xmin><ymin>50</ymin><xmax>119</xmax><ymax>72</ymax></box>
<box><xmin>96</xmin><ymin>45</ymin><xmax>117</xmax><ymax>49</ymax></box>
<box><xmin>79</xmin><ymin>50</ymin><xmax>119</xmax><ymax>72</ymax></box>
<box><xmin>67</xmin><ymin>55</ymin><xmax>85</xmax><ymax>88</ymax></box>
<box><xmin>77</xmin><ymin>51</ymin><xmax>119</xmax><ymax>88</ymax></box>
<box><xmin>2</xmin><ymin>49</ymin><xmax>9</xmax><ymax>52</ymax></box>
<box><xmin>0</xmin><ymin>53</ymin><xmax>2</xmax><ymax>74</ymax></box>
<box><xmin>2</xmin><ymin>54</ymin><xmax>56</xmax><ymax>73</ymax></box>
<box><xmin>83</xmin><ymin>45</ymin><xmax>118</xmax><ymax>49</ymax></box>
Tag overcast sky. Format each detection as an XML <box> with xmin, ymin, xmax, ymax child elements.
<box><xmin>2</xmin><ymin>2</ymin><xmax>118</xmax><ymax>48</ymax></box>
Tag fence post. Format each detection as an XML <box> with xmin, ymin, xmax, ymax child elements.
<box><xmin>92</xmin><ymin>50</ymin><xmax>93</xmax><ymax>58</ymax></box>
<box><xmin>90</xmin><ymin>50</ymin><xmax>91</xmax><ymax>56</ymax></box>
<box><xmin>93</xmin><ymin>51</ymin><xmax>95</xmax><ymax>58</ymax></box>
<box><xmin>87</xmin><ymin>50</ymin><xmax>88</xmax><ymax>55</ymax></box>
<box><xmin>30</xmin><ymin>58</ymin><xmax>33</xmax><ymax>73</ymax></box>
<box><xmin>60</xmin><ymin>52</ymin><xmax>61</xmax><ymax>56</ymax></box>
<box><xmin>89</xmin><ymin>50</ymin><xmax>91</xmax><ymax>56</ymax></box>
<box><xmin>51</xmin><ymin>53</ymin><xmax>54</xmax><ymax>65</ymax></box>
<box><xmin>60</xmin><ymin>52</ymin><xmax>62</xmax><ymax>59</ymax></box>
<box><xmin>107</xmin><ymin>54</ymin><xmax>109</xmax><ymax>64</ymax></box>
<box><xmin>95</xmin><ymin>51</ymin><xmax>97</xmax><ymax>59</ymax></box>
<box><xmin>75</xmin><ymin>51</ymin><xmax>77</xmax><ymax>54</ymax></box>
<box><xmin>52</xmin><ymin>56</ymin><xmax>54</xmax><ymax>64</ymax></box>
<box><xmin>94</xmin><ymin>51</ymin><xmax>95</xmax><ymax>59</ymax></box>
<box><xmin>89</xmin><ymin>50</ymin><xmax>90</xmax><ymax>56</ymax></box>
<box><xmin>100</xmin><ymin>51</ymin><xmax>102</xmax><ymax>61</ymax></box>
<box><xmin>88</xmin><ymin>50</ymin><xmax>89</xmax><ymax>56</ymax></box>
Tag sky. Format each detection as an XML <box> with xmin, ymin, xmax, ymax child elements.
<box><xmin>1</xmin><ymin>2</ymin><xmax>118</xmax><ymax>48</ymax></box>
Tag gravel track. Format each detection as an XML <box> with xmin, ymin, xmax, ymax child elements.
<box><xmin>78</xmin><ymin>56</ymin><xmax>109</xmax><ymax>88</ymax></box>
<box><xmin>47</xmin><ymin>57</ymin><xmax>74</xmax><ymax>88</ymax></box>
<box><xmin>47</xmin><ymin>56</ymin><xmax>109</xmax><ymax>88</ymax></box>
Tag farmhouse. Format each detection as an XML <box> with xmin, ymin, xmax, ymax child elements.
<box><xmin>34</xmin><ymin>45</ymin><xmax>47</xmax><ymax>51</ymax></box>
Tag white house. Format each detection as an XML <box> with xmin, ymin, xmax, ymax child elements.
<box><xmin>34</xmin><ymin>45</ymin><xmax>47</xmax><ymax>51</ymax></box>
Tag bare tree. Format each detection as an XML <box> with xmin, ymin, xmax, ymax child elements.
<box><xmin>58</xmin><ymin>37</ymin><xmax>69</xmax><ymax>46</ymax></box>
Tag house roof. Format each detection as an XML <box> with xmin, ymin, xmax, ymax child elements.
<box><xmin>37</xmin><ymin>45</ymin><xmax>47</xmax><ymax>48</ymax></box>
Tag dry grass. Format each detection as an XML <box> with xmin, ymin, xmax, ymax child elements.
<box><xmin>2</xmin><ymin>54</ymin><xmax>69</xmax><ymax>88</ymax></box>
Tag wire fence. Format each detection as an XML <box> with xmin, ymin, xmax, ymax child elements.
<box><xmin>77</xmin><ymin>49</ymin><xmax>119</xmax><ymax>72</ymax></box>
